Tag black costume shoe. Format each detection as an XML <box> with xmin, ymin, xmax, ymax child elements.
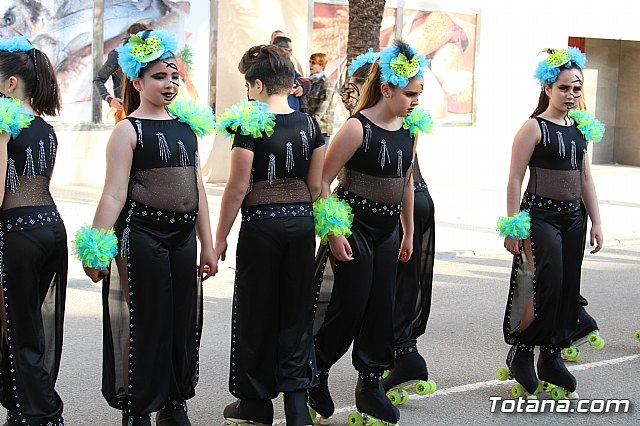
<box><xmin>381</xmin><ymin>346</ymin><xmax>429</xmax><ymax>392</ymax></box>
<box><xmin>506</xmin><ymin>343</ymin><xmax>539</xmax><ymax>395</ymax></box>
<box><xmin>223</xmin><ymin>399</ymin><xmax>274</xmax><ymax>425</ymax></box>
<box><xmin>308</xmin><ymin>370</ymin><xmax>334</xmax><ymax>419</ymax></box>
<box><xmin>354</xmin><ymin>374</ymin><xmax>400</xmax><ymax>424</ymax></box>
<box><xmin>284</xmin><ymin>391</ymin><xmax>313</xmax><ymax>426</ymax></box>
<box><xmin>156</xmin><ymin>401</ymin><xmax>191</xmax><ymax>426</ymax></box>
<box><xmin>538</xmin><ymin>345</ymin><xmax>577</xmax><ymax>395</ymax></box>
<box><xmin>121</xmin><ymin>412</ymin><xmax>152</xmax><ymax>426</ymax></box>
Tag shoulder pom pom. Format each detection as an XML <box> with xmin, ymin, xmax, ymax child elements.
<box><xmin>167</xmin><ymin>98</ymin><xmax>216</xmax><ymax>137</ymax></box>
<box><xmin>496</xmin><ymin>211</ymin><xmax>531</xmax><ymax>240</ymax></box>
<box><xmin>0</xmin><ymin>98</ymin><xmax>34</xmax><ymax>138</ymax></box>
<box><xmin>313</xmin><ymin>195</ymin><xmax>354</xmax><ymax>244</ymax></box>
<box><xmin>73</xmin><ymin>226</ymin><xmax>119</xmax><ymax>269</ymax></box>
<box><xmin>215</xmin><ymin>101</ymin><xmax>276</xmax><ymax>139</ymax></box>
<box><xmin>568</xmin><ymin>109</ymin><xmax>605</xmax><ymax>142</ymax></box>
<box><xmin>402</xmin><ymin>107</ymin><xmax>434</xmax><ymax>137</ymax></box>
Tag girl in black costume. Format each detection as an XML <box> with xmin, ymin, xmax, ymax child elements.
<box><xmin>340</xmin><ymin>50</ymin><xmax>437</xmax><ymax>402</ymax></box>
<box><xmin>500</xmin><ymin>47</ymin><xmax>603</xmax><ymax>399</ymax></box>
<box><xmin>0</xmin><ymin>35</ymin><xmax>66</xmax><ymax>426</ymax></box>
<box><xmin>215</xmin><ymin>45</ymin><xmax>325</xmax><ymax>426</ymax></box>
<box><xmin>309</xmin><ymin>40</ymin><xmax>429</xmax><ymax>425</ymax></box>
<box><xmin>80</xmin><ymin>29</ymin><xmax>217</xmax><ymax>426</ymax></box>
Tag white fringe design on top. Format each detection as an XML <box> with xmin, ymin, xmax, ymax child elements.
<box><xmin>177</xmin><ymin>140</ymin><xmax>190</xmax><ymax>167</ymax></box>
<box><xmin>157</xmin><ymin>132</ymin><xmax>171</xmax><ymax>162</ymax></box>
<box><xmin>300</xmin><ymin>130</ymin><xmax>309</xmax><ymax>160</ymax></box>
<box><xmin>268</xmin><ymin>153</ymin><xmax>276</xmax><ymax>184</ymax></box>
<box><xmin>378</xmin><ymin>139</ymin><xmax>390</xmax><ymax>170</ymax></box>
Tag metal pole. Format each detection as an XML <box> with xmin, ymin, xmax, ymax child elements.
<box><xmin>92</xmin><ymin>0</ymin><xmax>105</xmax><ymax>123</ymax></box>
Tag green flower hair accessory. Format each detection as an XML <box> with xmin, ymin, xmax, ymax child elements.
<box><xmin>116</xmin><ymin>29</ymin><xmax>178</xmax><ymax>79</ymax></box>
<box><xmin>0</xmin><ymin>97</ymin><xmax>35</xmax><ymax>138</ymax></box>
<box><xmin>313</xmin><ymin>195</ymin><xmax>354</xmax><ymax>244</ymax></box>
<box><xmin>167</xmin><ymin>98</ymin><xmax>216</xmax><ymax>137</ymax></box>
<box><xmin>546</xmin><ymin>49</ymin><xmax>571</xmax><ymax>67</ymax></box>
<box><xmin>402</xmin><ymin>107</ymin><xmax>434</xmax><ymax>138</ymax></box>
<box><xmin>568</xmin><ymin>109</ymin><xmax>605</xmax><ymax>142</ymax></box>
<box><xmin>390</xmin><ymin>53</ymin><xmax>421</xmax><ymax>79</ymax></box>
<box><xmin>496</xmin><ymin>210</ymin><xmax>531</xmax><ymax>240</ymax></box>
<box><xmin>73</xmin><ymin>226</ymin><xmax>119</xmax><ymax>269</ymax></box>
<box><xmin>215</xmin><ymin>100</ymin><xmax>276</xmax><ymax>139</ymax></box>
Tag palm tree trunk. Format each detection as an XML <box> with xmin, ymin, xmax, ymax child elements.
<box><xmin>346</xmin><ymin>0</ymin><xmax>386</xmax><ymax>65</ymax></box>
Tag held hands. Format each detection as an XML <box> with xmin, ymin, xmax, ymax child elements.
<box><xmin>398</xmin><ymin>235</ymin><xmax>413</xmax><ymax>262</ymax></box>
<box><xmin>504</xmin><ymin>237</ymin><xmax>523</xmax><ymax>256</ymax></box>
<box><xmin>83</xmin><ymin>266</ymin><xmax>109</xmax><ymax>283</ymax></box>
<box><xmin>328</xmin><ymin>235</ymin><xmax>354</xmax><ymax>262</ymax></box>
<box><xmin>109</xmin><ymin>97</ymin><xmax>124</xmax><ymax>110</ymax></box>
<box><xmin>199</xmin><ymin>247</ymin><xmax>218</xmax><ymax>281</ymax></box>
<box><xmin>589</xmin><ymin>223</ymin><xmax>603</xmax><ymax>254</ymax></box>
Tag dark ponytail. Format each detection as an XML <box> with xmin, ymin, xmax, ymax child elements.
<box><xmin>122</xmin><ymin>73</ymin><xmax>140</xmax><ymax>117</ymax></box>
<box><xmin>353</xmin><ymin>61</ymin><xmax>383</xmax><ymax>115</ymax></box>
<box><xmin>0</xmin><ymin>49</ymin><xmax>61</xmax><ymax>116</ymax></box>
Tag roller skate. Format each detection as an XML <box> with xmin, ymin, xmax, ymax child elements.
<box><xmin>347</xmin><ymin>374</ymin><xmax>400</xmax><ymax>426</ymax></box>
<box><xmin>223</xmin><ymin>399</ymin><xmax>274</xmax><ymax>425</ymax></box>
<box><xmin>284</xmin><ymin>391</ymin><xmax>313</xmax><ymax>426</ymax></box>
<box><xmin>156</xmin><ymin>400</ymin><xmax>191</xmax><ymax>426</ymax></box>
<box><xmin>633</xmin><ymin>329</ymin><xmax>640</xmax><ymax>343</ymax></box>
<box><xmin>381</xmin><ymin>347</ymin><xmax>437</xmax><ymax>406</ymax></box>
<box><xmin>562</xmin><ymin>306</ymin><xmax>604</xmax><ymax>362</ymax></box>
<box><xmin>496</xmin><ymin>343</ymin><xmax>539</xmax><ymax>399</ymax></box>
<box><xmin>308</xmin><ymin>370</ymin><xmax>333</xmax><ymax>425</ymax></box>
<box><xmin>537</xmin><ymin>346</ymin><xmax>579</xmax><ymax>400</ymax></box>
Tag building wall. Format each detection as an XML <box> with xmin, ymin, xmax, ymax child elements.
<box><xmin>614</xmin><ymin>41</ymin><xmax>640</xmax><ymax>166</ymax></box>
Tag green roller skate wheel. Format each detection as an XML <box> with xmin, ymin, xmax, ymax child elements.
<box><xmin>427</xmin><ymin>379</ymin><xmax>437</xmax><ymax>393</ymax></box>
<box><xmin>551</xmin><ymin>387</ymin><xmax>566</xmax><ymax>400</ymax></box>
<box><xmin>415</xmin><ymin>380</ymin><xmax>429</xmax><ymax>395</ymax></box>
<box><xmin>589</xmin><ymin>334</ymin><xmax>605</xmax><ymax>348</ymax></box>
<box><xmin>309</xmin><ymin>406</ymin><xmax>317</xmax><ymax>420</ymax></box>
<box><xmin>399</xmin><ymin>389</ymin><xmax>409</xmax><ymax>405</ymax></box>
<box><xmin>382</xmin><ymin>370</ymin><xmax>390</xmax><ymax>379</ymax></box>
<box><xmin>370</xmin><ymin>421</ymin><xmax>385</xmax><ymax>426</ymax></box>
<box><xmin>496</xmin><ymin>367</ymin><xmax>510</xmax><ymax>381</ymax></box>
<box><xmin>511</xmin><ymin>384</ymin><xmax>525</xmax><ymax>398</ymax></box>
<box><xmin>535</xmin><ymin>381</ymin><xmax>544</xmax><ymax>395</ymax></box>
<box><xmin>387</xmin><ymin>389</ymin><xmax>401</xmax><ymax>406</ymax></box>
<box><xmin>563</xmin><ymin>346</ymin><xmax>578</xmax><ymax>359</ymax></box>
<box><xmin>634</xmin><ymin>330</ymin><xmax>640</xmax><ymax>342</ymax></box>
<box><xmin>348</xmin><ymin>411</ymin><xmax>363</xmax><ymax>426</ymax></box>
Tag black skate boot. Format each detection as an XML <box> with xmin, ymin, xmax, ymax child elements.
<box><xmin>350</xmin><ymin>373</ymin><xmax>400</xmax><ymax>425</ymax></box>
<box><xmin>284</xmin><ymin>391</ymin><xmax>313</xmax><ymax>426</ymax></box>
<box><xmin>506</xmin><ymin>343</ymin><xmax>539</xmax><ymax>396</ymax></box>
<box><xmin>156</xmin><ymin>400</ymin><xmax>191</xmax><ymax>426</ymax></box>
<box><xmin>538</xmin><ymin>345</ymin><xmax>578</xmax><ymax>400</ymax></box>
<box><xmin>381</xmin><ymin>346</ymin><xmax>437</xmax><ymax>405</ymax></box>
<box><xmin>121</xmin><ymin>412</ymin><xmax>152</xmax><ymax>426</ymax></box>
<box><xmin>223</xmin><ymin>399</ymin><xmax>274</xmax><ymax>425</ymax></box>
<box><xmin>563</xmin><ymin>306</ymin><xmax>604</xmax><ymax>361</ymax></box>
<box><xmin>308</xmin><ymin>370</ymin><xmax>334</xmax><ymax>420</ymax></box>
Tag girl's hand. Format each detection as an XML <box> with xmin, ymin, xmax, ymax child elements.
<box><xmin>328</xmin><ymin>235</ymin><xmax>354</xmax><ymax>262</ymax></box>
<box><xmin>215</xmin><ymin>240</ymin><xmax>228</xmax><ymax>262</ymax></box>
<box><xmin>398</xmin><ymin>235</ymin><xmax>413</xmax><ymax>262</ymax></box>
<box><xmin>589</xmin><ymin>223</ymin><xmax>603</xmax><ymax>254</ymax></box>
<box><xmin>83</xmin><ymin>266</ymin><xmax>108</xmax><ymax>283</ymax></box>
<box><xmin>199</xmin><ymin>247</ymin><xmax>218</xmax><ymax>281</ymax></box>
<box><xmin>504</xmin><ymin>237</ymin><xmax>523</xmax><ymax>256</ymax></box>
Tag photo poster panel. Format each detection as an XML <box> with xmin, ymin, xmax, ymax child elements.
<box><xmin>0</xmin><ymin>0</ymin><xmax>205</xmax><ymax>123</ymax></box>
<box><xmin>312</xmin><ymin>2</ymin><xmax>477</xmax><ymax>124</ymax></box>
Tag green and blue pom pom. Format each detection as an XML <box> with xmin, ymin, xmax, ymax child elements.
<box><xmin>73</xmin><ymin>226</ymin><xmax>119</xmax><ymax>269</ymax></box>
<box><xmin>167</xmin><ymin>98</ymin><xmax>216</xmax><ymax>137</ymax></box>
<box><xmin>215</xmin><ymin>100</ymin><xmax>276</xmax><ymax>139</ymax></box>
<box><xmin>496</xmin><ymin>210</ymin><xmax>531</xmax><ymax>240</ymax></box>
<box><xmin>568</xmin><ymin>109</ymin><xmax>605</xmax><ymax>142</ymax></box>
<box><xmin>402</xmin><ymin>107</ymin><xmax>433</xmax><ymax>138</ymax></box>
<box><xmin>0</xmin><ymin>97</ymin><xmax>34</xmax><ymax>138</ymax></box>
<box><xmin>313</xmin><ymin>195</ymin><xmax>354</xmax><ymax>244</ymax></box>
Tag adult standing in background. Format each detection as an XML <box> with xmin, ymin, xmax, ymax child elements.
<box><xmin>270</xmin><ymin>29</ymin><xmax>304</xmax><ymax>74</ymax></box>
<box><xmin>273</xmin><ymin>36</ymin><xmax>310</xmax><ymax>113</ymax></box>
<box><xmin>307</xmin><ymin>52</ymin><xmax>335</xmax><ymax>144</ymax></box>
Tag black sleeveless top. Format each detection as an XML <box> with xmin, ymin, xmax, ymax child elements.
<box><xmin>232</xmin><ymin>111</ymin><xmax>324</xmax><ymax>209</ymax></box>
<box><xmin>3</xmin><ymin>116</ymin><xmax>57</xmax><ymax>210</ymax></box>
<box><xmin>526</xmin><ymin>117</ymin><xmax>588</xmax><ymax>201</ymax></box>
<box><xmin>125</xmin><ymin>117</ymin><xmax>199</xmax><ymax>212</ymax></box>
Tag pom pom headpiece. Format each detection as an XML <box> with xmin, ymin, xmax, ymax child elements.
<box><xmin>378</xmin><ymin>42</ymin><xmax>429</xmax><ymax>88</ymax></box>
<box><xmin>534</xmin><ymin>47</ymin><xmax>586</xmax><ymax>86</ymax></box>
<box><xmin>116</xmin><ymin>29</ymin><xmax>178</xmax><ymax>79</ymax></box>
<box><xmin>348</xmin><ymin>49</ymin><xmax>380</xmax><ymax>76</ymax></box>
<box><xmin>0</xmin><ymin>35</ymin><xmax>35</xmax><ymax>53</ymax></box>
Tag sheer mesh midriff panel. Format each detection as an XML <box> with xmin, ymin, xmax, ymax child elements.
<box><xmin>242</xmin><ymin>178</ymin><xmax>311</xmax><ymax>207</ymax></box>
<box><xmin>1</xmin><ymin>176</ymin><xmax>54</xmax><ymax>210</ymax></box>
<box><xmin>130</xmin><ymin>167</ymin><xmax>198</xmax><ymax>212</ymax></box>
<box><xmin>338</xmin><ymin>168</ymin><xmax>406</xmax><ymax>204</ymax></box>
<box><xmin>526</xmin><ymin>167</ymin><xmax>582</xmax><ymax>200</ymax></box>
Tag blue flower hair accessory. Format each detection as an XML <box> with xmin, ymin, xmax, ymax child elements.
<box><xmin>348</xmin><ymin>49</ymin><xmax>380</xmax><ymax>76</ymax></box>
<box><xmin>402</xmin><ymin>107</ymin><xmax>433</xmax><ymax>138</ymax></box>
<box><xmin>167</xmin><ymin>98</ymin><xmax>216</xmax><ymax>137</ymax></box>
<box><xmin>0</xmin><ymin>97</ymin><xmax>35</xmax><ymax>138</ymax></box>
<box><xmin>378</xmin><ymin>42</ymin><xmax>429</xmax><ymax>88</ymax></box>
<box><xmin>215</xmin><ymin>100</ymin><xmax>276</xmax><ymax>139</ymax></box>
<box><xmin>0</xmin><ymin>35</ymin><xmax>34</xmax><ymax>52</ymax></box>
<box><xmin>534</xmin><ymin>47</ymin><xmax>587</xmax><ymax>86</ymax></box>
<box><xmin>568</xmin><ymin>109</ymin><xmax>605</xmax><ymax>142</ymax></box>
<box><xmin>116</xmin><ymin>29</ymin><xmax>178</xmax><ymax>79</ymax></box>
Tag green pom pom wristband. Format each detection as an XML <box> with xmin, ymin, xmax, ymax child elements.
<box><xmin>313</xmin><ymin>195</ymin><xmax>354</xmax><ymax>244</ymax></box>
<box><xmin>496</xmin><ymin>210</ymin><xmax>531</xmax><ymax>240</ymax></box>
<box><xmin>72</xmin><ymin>226</ymin><xmax>119</xmax><ymax>269</ymax></box>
